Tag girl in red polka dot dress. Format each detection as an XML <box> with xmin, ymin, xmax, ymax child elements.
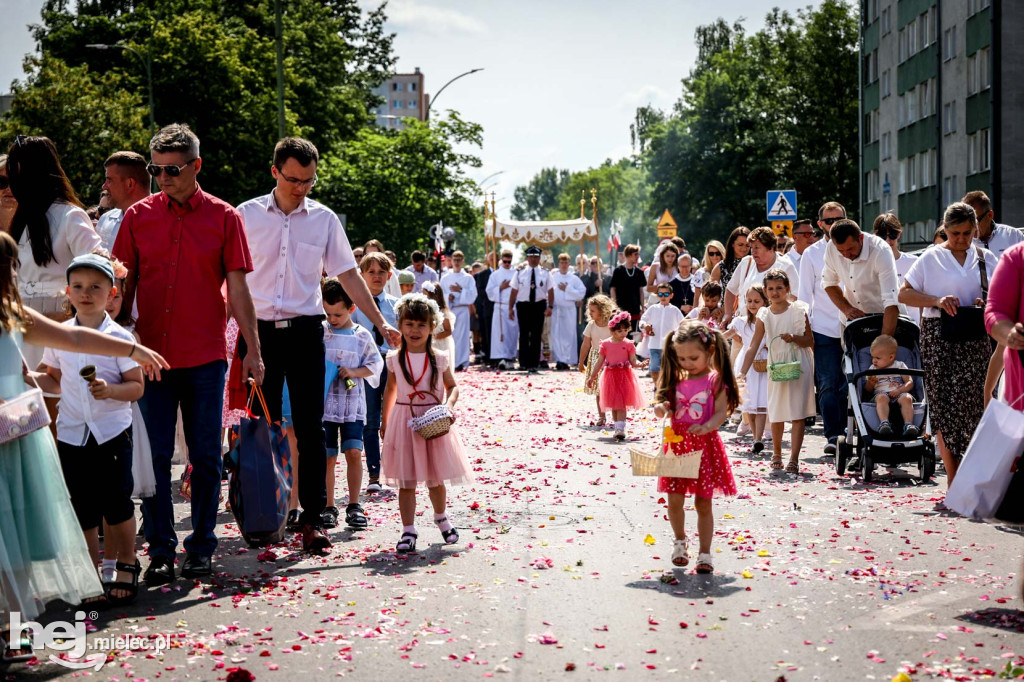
<box><xmin>653</xmin><ymin>320</ymin><xmax>740</xmax><ymax>573</ymax></box>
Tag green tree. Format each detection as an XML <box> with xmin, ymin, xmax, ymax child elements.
<box><xmin>0</xmin><ymin>56</ymin><xmax>150</xmax><ymax>204</ymax></box>
<box><xmin>314</xmin><ymin>115</ymin><xmax>484</xmax><ymax>264</ymax></box>
<box><xmin>510</xmin><ymin>167</ymin><xmax>570</xmax><ymax>221</ymax></box>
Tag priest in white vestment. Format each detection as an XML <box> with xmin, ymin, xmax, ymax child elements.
<box><xmin>440</xmin><ymin>250</ymin><xmax>477</xmax><ymax>371</ymax></box>
<box><xmin>486</xmin><ymin>249</ymin><xmax>519</xmax><ymax>369</ymax></box>
<box><xmin>549</xmin><ymin>253</ymin><xmax>586</xmax><ymax>368</ymax></box>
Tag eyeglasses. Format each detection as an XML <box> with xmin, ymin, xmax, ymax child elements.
<box><xmin>279</xmin><ymin>171</ymin><xmax>317</xmax><ymax>188</ymax></box>
<box><xmin>792</xmin><ymin>230</ymin><xmax>814</xmax><ymax>237</ymax></box>
<box><xmin>876</xmin><ymin>227</ymin><xmax>901</xmax><ymax>240</ymax></box>
<box><xmin>657</xmin><ymin>292</ymin><xmax>672</xmax><ymax>298</ymax></box>
<box><xmin>147</xmin><ymin>159</ymin><xmax>197</xmax><ymax>177</ymax></box>
<box><xmin>707</xmin><ymin>250</ymin><xmax>722</xmax><ymax>257</ymax></box>
<box><xmin>820</xmin><ymin>217</ymin><xmax>845</xmax><ymax>226</ymax></box>
<box><xmin>502</xmin><ymin>259</ymin><xmax>512</xmax><ymax>264</ymax></box>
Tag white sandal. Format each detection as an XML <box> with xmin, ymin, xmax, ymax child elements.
<box><xmin>671</xmin><ymin>538</ymin><xmax>689</xmax><ymax>567</ymax></box>
<box><xmin>695</xmin><ymin>552</ymin><xmax>714</xmax><ymax>574</ymax></box>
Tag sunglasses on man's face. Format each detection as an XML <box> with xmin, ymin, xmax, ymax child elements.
<box><xmin>657</xmin><ymin>292</ymin><xmax>672</xmax><ymax>298</ymax></box>
<box><xmin>147</xmin><ymin>159</ymin><xmax>197</xmax><ymax>178</ymax></box>
<box><xmin>792</xmin><ymin>230</ymin><xmax>814</xmax><ymax>237</ymax></box>
<box><xmin>502</xmin><ymin>259</ymin><xmax>512</xmax><ymax>264</ymax></box>
<box><xmin>820</xmin><ymin>217</ymin><xmax>844</xmax><ymax>226</ymax></box>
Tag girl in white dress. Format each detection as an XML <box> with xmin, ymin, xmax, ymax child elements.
<box><xmin>739</xmin><ymin>269</ymin><xmax>815</xmax><ymax>473</ymax></box>
<box><xmin>422</xmin><ymin>282</ymin><xmax>456</xmax><ymax>370</ymax></box>
<box><xmin>724</xmin><ymin>284</ymin><xmax>769</xmax><ymax>452</ymax></box>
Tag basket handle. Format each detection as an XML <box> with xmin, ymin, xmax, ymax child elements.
<box><xmin>768</xmin><ymin>335</ymin><xmax>797</xmax><ymax>364</ymax></box>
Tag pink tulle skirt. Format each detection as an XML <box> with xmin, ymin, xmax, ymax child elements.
<box><xmin>381</xmin><ymin>406</ymin><xmax>474</xmax><ymax>489</ymax></box>
<box><xmin>599</xmin><ymin>365</ymin><xmax>647</xmax><ymax>412</ymax></box>
<box><xmin>657</xmin><ymin>426</ymin><xmax>736</xmax><ymax>498</ymax></box>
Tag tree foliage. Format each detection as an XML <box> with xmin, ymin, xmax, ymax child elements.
<box><xmin>510</xmin><ymin>167</ymin><xmax>570</xmax><ymax>221</ymax></box>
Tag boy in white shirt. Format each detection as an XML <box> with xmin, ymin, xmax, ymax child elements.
<box><xmin>35</xmin><ymin>254</ymin><xmax>144</xmax><ymax>606</ymax></box>
<box><xmin>321</xmin><ymin>278</ymin><xmax>384</xmax><ymax>530</ymax></box>
<box><xmin>640</xmin><ymin>282</ymin><xmax>684</xmax><ymax>381</ymax></box>
<box><xmin>864</xmin><ymin>335</ymin><xmax>918</xmax><ymax>438</ymax></box>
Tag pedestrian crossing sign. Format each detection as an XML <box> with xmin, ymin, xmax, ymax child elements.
<box><xmin>766</xmin><ymin>190</ymin><xmax>797</xmax><ymax>221</ymax></box>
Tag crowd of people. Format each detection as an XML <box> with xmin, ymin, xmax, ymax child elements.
<box><xmin>0</xmin><ymin>124</ymin><xmax>1023</xmax><ymax>660</ymax></box>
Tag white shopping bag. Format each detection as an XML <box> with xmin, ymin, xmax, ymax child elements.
<box><xmin>945</xmin><ymin>397</ymin><xmax>1024</xmax><ymax>519</ymax></box>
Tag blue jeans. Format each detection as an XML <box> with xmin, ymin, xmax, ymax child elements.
<box><xmin>649</xmin><ymin>348</ymin><xmax>663</xmax><ymax>374</ymax></box>
<box><xmin>139</xmin><ymin>360</ymin><xmax>226</xmax><ymax>560</ymax></box>
<box><xmin>363</xmin><ymin>361</ymin><xmax>387</xmax><ymax>479</ymax></box>
<box><xmin>812</xmin><ymin>332</ymin><xmax>847</xmax><ymax>441</ymax></box>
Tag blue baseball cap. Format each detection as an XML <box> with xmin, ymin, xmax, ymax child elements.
<box><xmin>66</xmin><ymin>254</ymin><xmax>115</xmax><ymax>285</ymax></box>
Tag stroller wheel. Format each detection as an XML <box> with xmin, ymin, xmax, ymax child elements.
<box><xmin>920</xmin><ymin>443</ymin><xmax>936</xmax><ymax>481</ymax></box>
<box><xmin>835</xmin><ymin>436</ymin><xmax>848</xmax><ymax>476</ymax></box>
<box><xmin>862</xmin><ymin>451</ymin><xmax>874</xmax><ymax>483</ymax></box>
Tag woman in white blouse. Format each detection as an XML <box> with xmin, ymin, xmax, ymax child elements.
<box><xmin>899</xmin><ymin>202</ymin><xmax>998</xmax><ymax>486</ymax></box>
<box><xmin>722</xmin><ymin>226</ymin><xmax>800</xmax><ymax>328</ymax></box>
<box><xmin>5</xmin><ymin>136</ymin><xmax>102</xmax><ymax>366</ymax></box>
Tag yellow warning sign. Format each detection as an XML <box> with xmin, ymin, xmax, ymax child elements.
<box><xmin>656</xmin><ymin>209</ymin><xmax>678</xmax><ymax>239</ymax></box>
<box><xmin>772</xmin><ymin>221</ymin><xmax>793</xmax><ymax>238</ymax></box>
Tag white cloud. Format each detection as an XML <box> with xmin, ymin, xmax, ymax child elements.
<box><xmin>381</xmin><ymin>0</ymin><xmax>486</xmax><ymax>36</ymax></box>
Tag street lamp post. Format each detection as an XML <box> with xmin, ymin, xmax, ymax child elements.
<box><xmin>425</xmin><ymin>68</ymin><xmax>483</xmax><ymax>120</ymax></box>
<box><xmin>86</xmin><ymin>43</ymin><xmax>155</xmax><ymax>132</ymax></box>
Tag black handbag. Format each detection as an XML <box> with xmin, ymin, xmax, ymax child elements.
<box><xmin>938</xmin><ymin>247</ymin><xmax>988</xmax><ymax>342</ymax></box>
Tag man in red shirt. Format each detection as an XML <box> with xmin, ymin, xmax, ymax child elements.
<box><xmin>114</xmin><ymin>123</ymin><xmax>264</xmax><ymax>586</ymax></box>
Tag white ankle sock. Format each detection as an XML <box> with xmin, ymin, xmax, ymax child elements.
<box><xmin>403</xmin><ymin>524</ymin><xmax>417</xmax><ymax>536</ymax></box>
<box><xmin>615</xmin><ymin>421</ymin><xmax>625</xmax><ymax>431</ymax></box>
<box><xmin>101</xmin><ymin>558</ymin><xmax>117</xmax><ymax>582</ymax></box>
<box><xmin>434</xmin><ymin>512</ymin><xmax>453</xmax><ymax>534</ymax></box>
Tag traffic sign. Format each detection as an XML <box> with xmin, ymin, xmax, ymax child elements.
<box><xmin>656</xmin><ymin>209</ymin><xmax>678</xmax><ymax>239</ymax></box>
<box><xmin>766</xmin><ymin>190</ymin><xmax>797</xmax><ymax>221</ymax></box>
<box><xmin>772</xmin><ymin>221</ymin><xmax>793</xmax><ymax>238</ymax></box>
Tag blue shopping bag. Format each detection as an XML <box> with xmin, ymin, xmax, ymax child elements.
<box><xmin>225</xmin><ymin>386</ymin><xmax>292</xmax><ymax>547</ymax></box>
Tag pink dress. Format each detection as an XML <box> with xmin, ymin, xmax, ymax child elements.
<box><xmin>597</xmin><ymin>338</ymin><xmax>646</xmax><ymax>412</ymax></box>
<box><xmin>985</xmin><ymin>241</ymin><xmax>1024</xmax><ymax>410</ymax></box>
<box><xmin>658</xmin><ymin>372</ymin><xmax>737</xmax><ymax>498</ymax></box>
<box><xmin>381</xmin><ymin>350</ymin><xmax>474</xmax><ymax>489</ymax></box>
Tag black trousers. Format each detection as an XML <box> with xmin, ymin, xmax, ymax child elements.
<box><xmin>240</xmin><ymin>316</ymin><xmax>327</xmax><ymax>528</ymax></box>
<box><xmin>477</xmin><ymin>300</ymin><xmax>493</xmax><ymax>361</ymax></box>
<box><xmin>516</xmin><ymin>301</ymin><xmax>547</xmax><ymax>369</ymax></box>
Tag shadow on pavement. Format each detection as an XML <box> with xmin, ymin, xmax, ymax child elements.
<box><xmin>623</xmin><ymin>573</ymin><xmax>744</xmax><ymax>599</ymax></box>
<box><xmin>956</xmin><ymin>607</ymin><xmax>1024</xmax><ymax>633</ymax></box>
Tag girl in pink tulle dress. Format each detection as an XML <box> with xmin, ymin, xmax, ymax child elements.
<box><xmin>587</xmin><ymin>311</ymin><xmax>647</xmax><ymax>440</ymax></box>
<box><xmin>653</xmin><ymin>320</ymin><xmax>740</xmax><ymax>574</ymax></box>
<box><xmin>381</xmin><ymin>294</ymin><xmax>473</xmax><ymax>554</ymax></box>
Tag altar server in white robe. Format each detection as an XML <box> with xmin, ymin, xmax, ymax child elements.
<box><xmin>486</xmin><ymin>249</ymin><xmax>519</xmax><ymax>369</ymax></box>
<box><xmin>441</xmin><ymin>250</ymin><xmax>477</xmax><ymax>371</ymax></box>
<box><xmin>549</xmin><ymin>253</ymin><xmax>587</xmax><ymax>369</ymax></box>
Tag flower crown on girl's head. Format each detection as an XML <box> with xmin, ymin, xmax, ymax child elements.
<box><xmin>608</xmin><ymin>310</ymin><xmax>632</xmax><ymax>329</ymax></box>
<box><xmin>395</xmin><ymin>292</ymin><xmax>440</xmax><ymax>327</ymax></box>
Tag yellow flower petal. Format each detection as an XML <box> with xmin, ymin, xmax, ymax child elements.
<box><xmin>643</xmin><ymin>534</ymin><xmax>657</xmax><ymax>545</ymax></box>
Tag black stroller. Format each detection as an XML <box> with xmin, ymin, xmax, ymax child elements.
<box><xmin>835</xmin><ymin>315</ymin><xmax>937</xmax><ymax>482</ymax></box>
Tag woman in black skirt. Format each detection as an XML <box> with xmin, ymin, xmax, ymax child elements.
<box><xmin>899</xmin><ymin>202</ymin><xmax>999</xmax><ymax>486</ymax></box>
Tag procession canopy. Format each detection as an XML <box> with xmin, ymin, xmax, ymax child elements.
<box><xmin>488</xmin><ymin>218</ymin><xmax>598</xmax><ymax>246</ymax></box>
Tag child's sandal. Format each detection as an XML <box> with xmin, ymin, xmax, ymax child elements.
<box><xmin>395</xmin><ymin>532</ymin><xmax>418</xmax><ymax>553</ymax></box>
<box><xmin>770</xmin><ymin>455</ymin><xmax>784</xmax><ymax>470</ymax></box>
<box><xmin>695</xmin><ymin>553</ymin><xmax>714</xmax><ymax>574</ymax></box>
<box><xmin>105</xmin><ymin>559</ymin><xmax>141</xmax><ymax>607</ymax></box>
<box><xmin>671</xmin><ymin>538</ymin><xmax>689</xmax><ymax>567</ymax></box>
<box><xmin>785</xmin><ymin>459</ymin><xmax>800</xmax><ymax>474</ymax></box>
<box><xmin>435</xmin><ymin>516</ymin><xmax>459</xmax><ymax>544</ymax></box>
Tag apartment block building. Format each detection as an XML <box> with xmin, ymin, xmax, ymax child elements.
<box><xmin>371</xmin><ymin>67</ymin><xmax>429</xmax><ymax>129</ymax></box>
<box><xmin>860</xmin><ymin>0</ymin><xmax>1022</xmax><ymax>248</ymax></box>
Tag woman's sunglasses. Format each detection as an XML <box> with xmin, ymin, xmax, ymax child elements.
<box><xmin>707</xmin><ymin>250</ymin><xmax>722</xmax><ymax>257</ymax></box>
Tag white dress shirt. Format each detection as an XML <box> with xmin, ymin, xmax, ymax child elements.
<box><xmin>640</xmin><ymin>303</ymin><xmax>684</xmax><ymax>348</ymax></box>
<box><xmin>40</xmin><ymin>314</ymin><xmax>139</xmax><ymax>446</ymax></box>
<box><xmin>405</xmin><ymin>264</ymin><xmax>439</xmax><ymax>292</ymax></box>
<box><xmin>510</xmin><ymin>265</ymin><xmax>551</xmax><ymax>302</ymax></box>
<box><xmin>726</xmin><ymin>254</ymin><xmax>800</xmax><ymax>308</ymax></box>
<box><xmin>237</xmin><ymin>192</ymin><xmax>355</xmax><ymax>321</ymax></box>
<box><xmin>550</xmin><ymin>270</ymin><xmax>586</xmax><ymax>307</ymax></box>
<box><xmin>822</xmin><ymin>232</ymin><xmax>900</xmax><ymax>315</ymax></box>
<box><xmin>894</xmin><ymin>251</ymin><xmax>920</xmax><ymax>324</ymax></box>
<box><xmin>440</xmin><ymin>269</ymin><xmax>478</xmax><ymax>308</ymax></box>
<box><xmin>798</xmin><ymin>239</ymin><xmax>843</xmax><ymax>338</ymax></box>
<box><xmin>974</xmin><ymin>223</ymin><xmax>1024</xmax><ymax>260</ymax></box>
<box><xmin>95</xmin><ymin>208</ymin><xmax>124</xmax><ymax>252</ymax></box>
<box><xmin>904</xmin><ymin>245</ymin><xmax>999</xmax><ymax>318</ymax></box>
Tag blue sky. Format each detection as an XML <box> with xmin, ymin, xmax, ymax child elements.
<box><xmin>1</xmin><ymin>0</ymin><xmax>826</xmax><ymax>221</ymax></box>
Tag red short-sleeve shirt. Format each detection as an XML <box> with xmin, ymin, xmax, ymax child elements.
<box><xmin>113</xmin><ymin>186</ymin><xmax>253</xmax><ymax>369</ymax></box>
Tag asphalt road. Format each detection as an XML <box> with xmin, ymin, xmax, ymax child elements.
<box><xmin>11</xmin><ymin>366</ymin><xmax>1024</xmax><ymax>681</ymax></box>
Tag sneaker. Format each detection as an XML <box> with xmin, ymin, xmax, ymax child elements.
<box><xmin>878</xmin><ymin>420</ymin><xmax>893</xmax><ymax>436</ymax></box>
<box><xmin>345</xmin><ymin>503</ymin><xmax>368</xmax><ymax>529</ymax></box>
<box><xmin>903</xmin><ymin>423</ymin><xmax>920</xmax><ymax>438</ymax></box>
<box><xmin>321</xmin><ymin>506</ymin><xmax>340</xmax><ymax>529</ymax></box>
<box><xmin>301</xmin><ymin>524</ymin><xmax>332</xmax><ymax>555</ymax></box>
<box><xmin>752</xmin><ymin>441</ymin><xmax>765</xmax><ymax>454</ymax></box>
<box><xmin>736</xmin><ymin>421</ymin><xmax>752</xmax><ymax>437</ymax></box>
<box><xmin>823</xmin><ymin>440</ymin><xmax>837</xmax><ymax>456</ymax></box>
<box><xmin>365</xmin><ymin>479</ymin><xmax>383</xmax><ymax>494</ymax></box>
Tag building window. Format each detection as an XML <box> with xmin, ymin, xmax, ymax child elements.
<box><xmin>969</xmin><ymin>129</ymin><xmax>992</xmax><ymax>174</ymax></box>
<box><xmin>918</xmin><ymin>80</ymin><xmax>930</xmax><ymax>119</ymax></box>
<box><xmin>927</xmin><ymin>7</ymin><xmax>937</xmax><ymax>47</ymax></box>
<box><xmin>907</xmin><ymin>85</ymin><xmax>918</xmax><ymax>123</ymax></box>
<box><xmin>881</xmin><ymin>69</ymin><xmax>891</xmax><ymax>98</ymax></box>
<box><xmin>898</xmin><ymin>93</ymin><xmax>906</xmax><ymax>128</ymax></box>
<box><xmin>908</xmin><ymin>155</ymin><xmax>918</xmax><ymax>193</ymax></box>
<box><xmin>942</xmin><ymin>101</ymin><xmax>956</xmax><ymax>134</ymax></box>
<box><xmin>907</xmin><ymin>19</ymin><xmax>918</xmax><ymax>56</ymax></box>
<box><xmin>864</xmin><ymin>50</ymin><xmax>878</xmax><ymax>83</ymax></box>
<box><xmin>899</xmin><ymin>158</ymin><xmax>908</xmax><ymax>195</ymax></box>
<box><xmin>899</xmin><ymin>28</ymin><xmax>907</xmax><ymax>63</ymax></box>
<box><xmin>881</xmin><ymin>7</ymin><xmax>891</xmax><ymax>35</ymax></box>
<box><xmin>943</xmin><ymin>26</ymin><xmax>957</xmax><ymax>62</ymax></box>
<box><xmin>864</xmin><ymin>109</ymin><xmax>879</xmax><ymax>144</ymax></box>
<box><xmin>968</xmin><ymin>0</ymin><xmax>991</xmax><ymax>15</ymax></box>
<box><xmin>392</xmin><ymin>99</ymin><xmax>402</xmax><ymax>109</ymax></box>
<box><xmin>866</xmin><ymin>169</ymin><xmax>880</xmax><ymax>203</ymax></box>
<box><xmin>881</xmin><ymin>132</ymin><xmax>892</xmax><ymax>160</ymax></box>
<box><xmin>409</xmin><ymin>83</ymin><xmax>417</xmax><ymax>92</ymax></box>
<box><xmin>392</xmin><ymin>82</ymin><xmax>404</xmax><ymax>92</ymax></box>
<box><xmin>968</xmin><ymin>46</ymin><xmax>992</xmax><ymax>95</ymax></box>
<box><xmin>942</xmin><ymin>176</ymin><xmax>958</xmax><ymax>206</ymax></box>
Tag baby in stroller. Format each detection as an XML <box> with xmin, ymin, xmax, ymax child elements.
<box><xmin>863</xmin><ymin>335</ymin><xmax>920</xmax><ymax>438</ymax></box>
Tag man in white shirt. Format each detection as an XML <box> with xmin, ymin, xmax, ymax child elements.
<box><xmin>798</xmin><ymin>201</ymin><xmax>848</xmax><ymax>455</ymax></box>
<box><xmin>440</xmin><ymin>250</ymin><xmax>477</xmax><ymax>371</ymax></box>
<box><xmin>405</xmin><ymin>250</ymin><xmax>439</xmax><ymax>292</ymax></box>
<box><xmin>236</xmin><ymin>137</ymin><xmax>398</xmax><ymax>554</ymax></box>
<box><xmin>963</xmin><ymin>190</ymin><xmax>1024</xmax><ymax>259</ymax></box>
<box><xmin>548</xmin><ymin>253</ymin><xmax>586</xmax><ymax>369</ymax></box>
<box><xmin>486</xmin><ymin>250</ymin><xmax>519</xmax><ymax>370</ymax></box>
<box><xmin>784</xmin><ymin>219</ymin><xmax>818</xmax><ymax>273</ymax></box>
<box><xmin>509</xmin><ymin>245</ymin><xmax>552</xmax><ymax>373</ymax></box>
<box><xmin>96</xmin><ymin>151</ymin><xmax>151</xmax><ymax>251</ymax></box>
<box><xmin>822</xmin><ymin>218</ymin><xmax>901</xmax><ymax>337</ymax></box>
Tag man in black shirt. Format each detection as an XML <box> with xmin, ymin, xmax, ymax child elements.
<box><xmin>609</xmin><ymin>244</ymin><xmax>646</xmax><ymax>331</ymax></box>
<box><xmin>473</xmin><ymin>253</ymin><xmax>494</xmax><ymax>365</ymax></box>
